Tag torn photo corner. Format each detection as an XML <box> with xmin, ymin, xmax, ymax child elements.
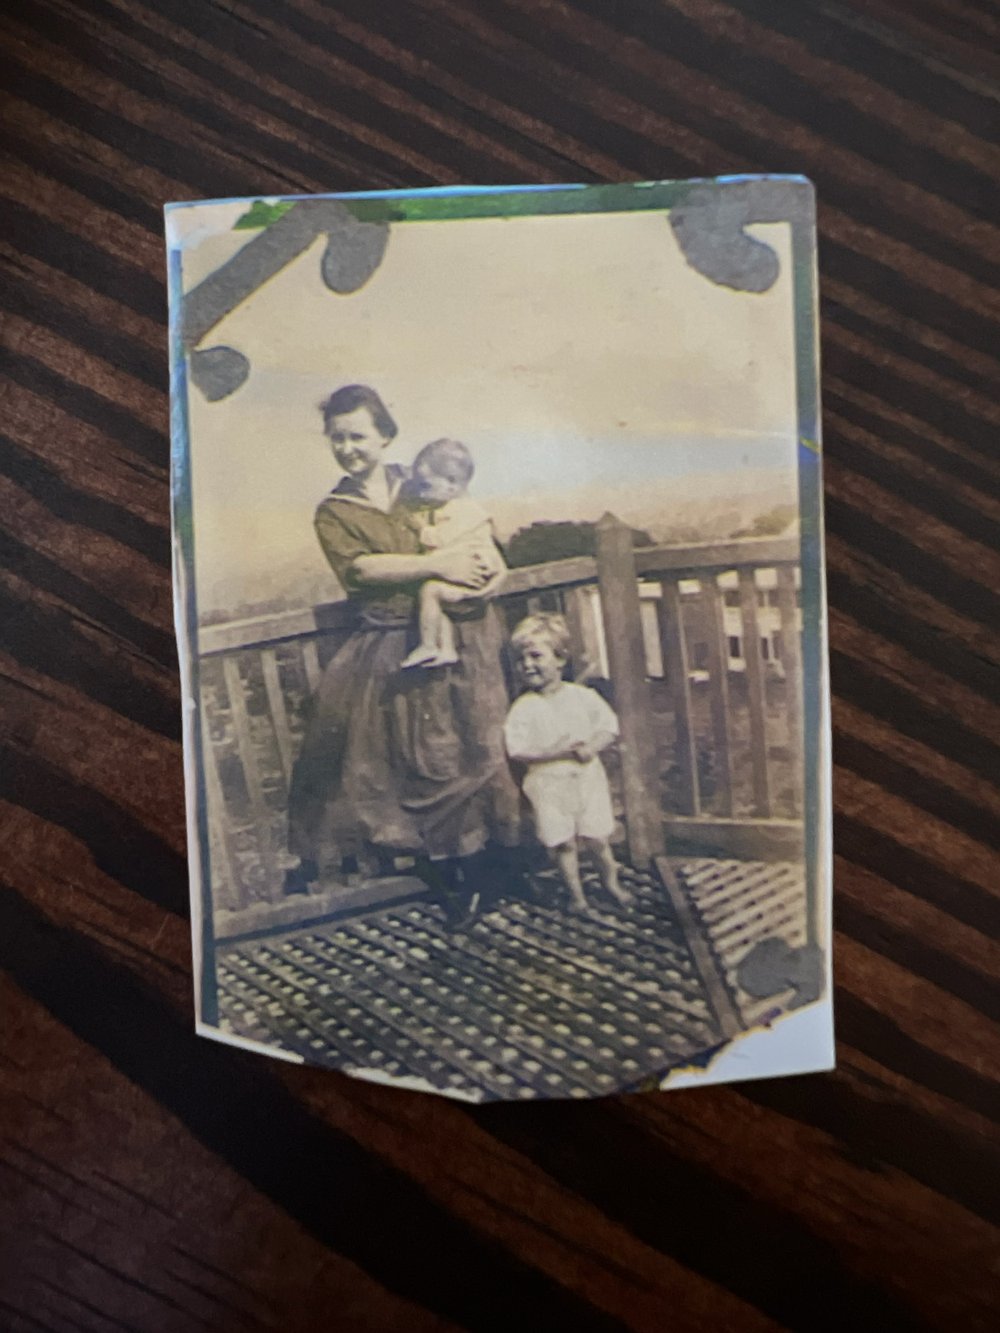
<box><xmin>166</xmin><ymin>177</ymin><xmax>833</xmax><ymax>1102</ymax></box>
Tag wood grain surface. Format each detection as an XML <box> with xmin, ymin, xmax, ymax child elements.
<box><xmin>2</xmin><ymin>1</ymin><xmax>999</xmax><ymax>1329</ymax></box>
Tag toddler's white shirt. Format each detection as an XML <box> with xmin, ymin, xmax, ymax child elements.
<box><xmin>505</xmin><ymin>682</ymin><xmax>619</xmax><ymax>847</ymax></box>
<box><xmin>504</xmin><ymin>682</ymin><xmax>619</xmax><ymax>768</ymax></box>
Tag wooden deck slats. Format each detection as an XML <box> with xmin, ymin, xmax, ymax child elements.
<box><xmin>262</xmin><ymin>941</ymin><xmax>531</xmax><ymax>1099</ymax></box>
<box><xmin>216</xmin><ymin>866</ymin><xmax>725</xmax><ymax>1099</ymax></box>
<box><xmin>676</xmin><ymin>858</ymin><xmax>808</xmax><ymax>1026</ymax></box>
<box><xmin>220</xmin><ymin>952</ymin><xmax>436</xmax><ymax>1084</ymax></box>
<box><xmin>288</xmin><ymin>931</ymin><xmax>618</xmax><ymax>1099</ymax></box>
<box><xmin>383</xmin><ymin>899</ymin><xmax>695</xmax><ymax>1024</ymax></box>
<box><xmin>695</xmin><ymin>864</ymin><xmax>798</xmax><ymax>922</ymax></box>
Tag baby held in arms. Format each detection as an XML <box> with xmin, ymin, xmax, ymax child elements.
<box><xmin>504</xmin><ymin>614</ymin><xmax>632</xmax><ymax>914</ymax></box>
<box><xmin>400</xmin><ymin>438</ymin><xmax>507</xmax><ymax>669</ymax></box>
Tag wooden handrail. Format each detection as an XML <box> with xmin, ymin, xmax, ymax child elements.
<box><xmin>199</xmin><ymin>534</ymin><xmax>800</xmax><ymax>655</ymax></box>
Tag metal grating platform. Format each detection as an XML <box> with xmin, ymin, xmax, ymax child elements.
<box><xmin>215</xmin><ymin>864</ymin><xmax>728</xmax><ymax>1101</ymax></box>
<box><xmin>674</xmin><ymin>859</ymin><xmax>808</xmax><ymax>1025</ymax></box>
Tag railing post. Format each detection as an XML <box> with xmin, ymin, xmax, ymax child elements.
<box><xmin>776</xmin><ymin>565</ymin><xmax>803</xmax><ymax>813</ymax></box>
<box><xmin>702</xmin><ymin>576</ymin><xmax>735</xmax><ymax>816</ymax></box>
<box><xmin>563</xmin><ymin>586</ymin><xmax>601</xmax><ymax>681</ymax></box>
<box><xmin>222</xmin><ymin>653</ymin><xmax>279</xmax><ymax>897</ymax></box>
<box><xmin>656</xmin><ymin>577</ymin><xmax>700</xmax><ymax>816</ymax></box>
<box><xmin>737</xmin><ymin>570</ymin><xmax>772</xmax><ymax>816</ymax></box>
<box><xmin>595</xmin><ymin>513</ymin><xmax>666</xmax><ymax>864</ymax></box>
<box><xmin>300</xmin><ymin>638</ymin><xmax>322</xmax><ymax>692</ymax></box>
<box><xmin>260</xmin><ymin>647</ymin><xmax>294</xmax><ymax>786</ymax></box>
<box><xmin>201</xmin><ymin>709</ymin><xmax>240</xmax><ymax>911</ymax></box>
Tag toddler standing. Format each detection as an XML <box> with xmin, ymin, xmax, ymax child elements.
<box><xmin>504</xmin><ymin>614</ymin><xmax>631</xmax><ymax>913</ymax></box>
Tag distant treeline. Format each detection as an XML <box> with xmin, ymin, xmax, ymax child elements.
<box><xmin>504</xmin><ymin>520</ymin><xmax>653</xmax><ymax>568</ymax></box>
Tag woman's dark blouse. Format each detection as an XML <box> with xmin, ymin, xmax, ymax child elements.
<box><xmin>313</xmin><ymin>465</ymin><xmax>420</xmax><ymax>620</ymax></box>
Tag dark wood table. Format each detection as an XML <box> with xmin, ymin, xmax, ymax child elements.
<box><xmin>2</xmin><ymin>3</ymin><xmax>998</xmax><ymax>1329</ymax></box>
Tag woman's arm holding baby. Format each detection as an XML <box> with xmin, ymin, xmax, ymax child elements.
<box><xmin>350</xmin><ymin>547</ymin><xmax>490</xmax><ymax>588</ymax></box>
<box><xmin>438</xmin><ymin>524</ymin><xmax>508</xmax><ymax>600</ymax></box>
<box><xmin>410</xmin><ymin>533</ymin><xmax>507</xmax><ymax>603</ymax></box>
<box><xmin>465</xmin><ymin>538</ymin><xmax>507</xmax><ymax>599</ymax></box>
<box><xmin>480</xmin><ymin>533</ymin><xmax>508</xmax><ymax>597</ymax></box>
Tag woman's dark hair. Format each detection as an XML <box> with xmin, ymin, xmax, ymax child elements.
<box><xmin>319</xmin><ymin>384</ymin><xmax>398</xmax><ymax>440</ymax></box>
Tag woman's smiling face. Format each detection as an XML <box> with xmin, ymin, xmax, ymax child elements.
<box><xmin>326</xmin><ymin>406</ymin><xmax>391</xmax><ymax>479</ymax></box>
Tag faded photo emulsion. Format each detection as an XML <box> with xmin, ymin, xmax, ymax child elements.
<box><xmin>167</xmin><ymin>179</ymin><xmax>833</xmax><ymax>1101</ymax></box>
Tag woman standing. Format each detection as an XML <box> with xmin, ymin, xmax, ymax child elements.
<box><xmin>284</xmin><ymin>385</ymin><xmax>523</xmax><ymax>925</ymax></box>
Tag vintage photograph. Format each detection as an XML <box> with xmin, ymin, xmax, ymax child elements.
<box><xmin>167</xmin><ymin>179</ymin><xmax>833</xmax><ymax>1101</ymax></box>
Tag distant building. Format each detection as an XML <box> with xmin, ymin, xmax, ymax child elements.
<box><xmin>564</xmin><ymin>567</ymin><xmax>801</xmax><ymax>685</ymax></box>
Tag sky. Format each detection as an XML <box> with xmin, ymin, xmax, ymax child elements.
<box><xmin>174</xmin><ymin>201</ymin><xmax>800</xmax><ymax>613</ymax></box>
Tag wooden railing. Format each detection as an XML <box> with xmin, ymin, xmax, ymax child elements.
<box><xmin>198</xmin><ymin>519</ymin><xmax>803</xmax><ymax>911</ymax></box>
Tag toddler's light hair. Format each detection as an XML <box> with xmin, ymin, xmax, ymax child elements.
<box><xmin>413</xmin><ymin>437</ymin><xmax>475</xmax><ymax>485</ymax></box>
<box><xmin>510</xmin><ymin>612</ymin><xmax>572</xmax><ymax>662</ymax></box>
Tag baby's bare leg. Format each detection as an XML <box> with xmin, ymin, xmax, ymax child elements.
<box><xmin>553</xmin><ymin>841</ymin><xmax>589</xmax><ymax>912</ymax></box>
<box><xmin>583</xmin><ymin>837</ymin><xmax>631</xmax><ymax>906</ymax></box>
<box><xmin>433</xmin><ymin>596</ymin><xmax>458</xmax><ymax>662</ymax></box>
<box><xmin>418</xmin><ymin>580</ymin><xmax>447</xmax><ymax>652</ymax></box>
<box><xmin>401</xmin><ymin>580</ymin><xmax>457</xmax><ymax>668</ymax></box>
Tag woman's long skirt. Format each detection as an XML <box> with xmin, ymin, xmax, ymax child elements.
<box><xmin>287</xmin><ymin>604</ymin><xmax>521</xmax><ymax>866</ymax></box>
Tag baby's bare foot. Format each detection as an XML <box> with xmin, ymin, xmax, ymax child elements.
<box><xmin>400</xmin><ymin>645</ymin><xmax>440</xmax><ymax>669</ymax></box>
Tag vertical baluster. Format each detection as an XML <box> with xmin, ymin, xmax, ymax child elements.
<box><xmin>595</xmin><ymin>513</ymin><xmax>665</xmax><ymax>864</ymax></box>
<box><xmin>301</xmin><ymin>637</ymin><xmax>322</xmax><ymax>692</ymax></box>
<box><xmin>563</xmin><ymin>585</ymin><xmax>601</xmax><ymax>681</ymax></box>
<box><xmin>701</xmin><ymin>575</ymin><xmax>735</xmax><ymax>816</ymax></box>
<box><xmin>201</xmin><ymin>708</ymin><xmax>240</xmax><ymax>912</ymax></box>
<box><xmin>656</xmin><ymin>577</ymin><xmax>700</xmax><ymax>816</ymax></box>
<box><xmin>738</xmin><ymin>569</ymin><xmax>772</xmax><ymax>816</ymax></box>
<box><xmin>777</xmin><ymin>564</ymin><xmax>804</xmax><ymax>812</ymax></box>
<box><xmin>221</xmin><ymin>653</ymin><xmax>279</xmax><ymax>897</ymax></box>
<box><xmin>260</xmin><ymin>646</ymin><xmax>293</xmax><ymax>787</ymax></box>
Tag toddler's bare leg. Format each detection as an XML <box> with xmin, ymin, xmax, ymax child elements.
<box><xmin>553</xmin><ymin>841</ymin><xmax>589</xmax><ymax>912</ymax></box>
<box><xmin>584</xmin><ymin>837</ymin><xmax>632</xmax><ymax>906</ymax></box>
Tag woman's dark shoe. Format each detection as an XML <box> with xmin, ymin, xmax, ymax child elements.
<box><xmin>443</xmin><ymin>892</ymin><xmax>481</xmax><ymax>933</ymax></box>
<box><xmin>416</xmin><ymin>856</ymin><xmax>482</xmax><ymax>932</ymax></box>
<box><xmin>480</xmin><ymin>843</ymin><xmax>542</xmax><ymax>907</ymax></box>
<box><xmin>283</xmin><ymin>859</ymin><xmax>319</xmax><ymax>896</ymax></box>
